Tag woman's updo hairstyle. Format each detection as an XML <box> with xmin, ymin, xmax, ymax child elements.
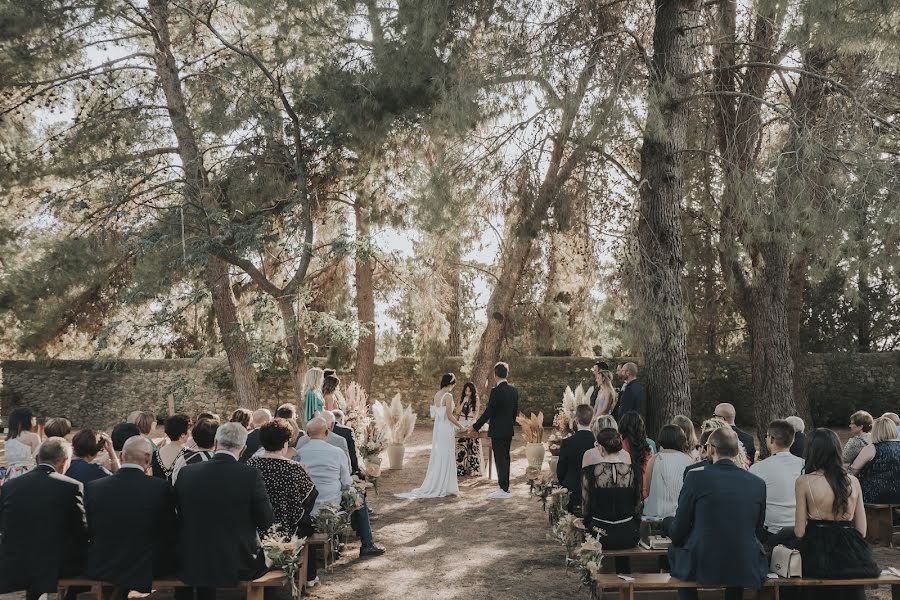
<box><xmin>440</xmin><ymin>373</ymin><xmax>457</xmax><ymax>389</ymax></box>
<box><xmin>596</xmin><ymin>427</ymin><xmax>623</xmax><ymax>453</ymax></box>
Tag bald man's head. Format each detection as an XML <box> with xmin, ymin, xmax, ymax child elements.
<box><xmin>121</xmin><ymin>435</ymin><xmax>153</xmax><ymax>468</ymax></box>
<box><xmin>318</xmin><ymin>410</ymin><xmax>335</xmax><ymax>428</ymax></box>
<box><xmin>714</xmin><ymin>403</ymin><xmax>736</xmax><ymax>425</ymax></box>
<box><xmin>306</xmin><ymin>417</ymin><xmax>328</xmax><ymax>439</ymax></box>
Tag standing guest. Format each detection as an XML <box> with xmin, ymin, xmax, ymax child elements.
<box><xmin>239</xmin><ymin>409</ymin><xmax>272</xmax><ymax>463</ymax></box>
<box><xmin>67</xmin><ymin>429</ymin><xmax>120</xmax><ymax>485</ymax></box>
<box><xmin>713</xmin><ymin>403</ymin><xmax>756</xmax><ymax>465</ymax></box>
<box><xmin>683</xmin><ymin>430</ymin><xmax>714</xmax><ymax>480</ymax></box>
<box><xmin>672</xmin><ymin>415</ymin><xmax>700</xmax><ymax>460</ymax></box>
<box><xmin>785</xmin><ymin>416</ymin><xmax>806</xmax><ymax>459</ymax></box>
<box><xmin>302</xmin><ymin>367</ymin><xmax>326</xmax><ymax>423</ymax></box>
<box><xmin>85</xmin><ymin>436</ymin><xmax>176</xmax><ymax>594</ymax></box>
<box><xmin>581</xmin><ymin>428</ymin><xmax>640</xmax><ymax>573</ymax></box>
<box><xmin>331</xmin><ymin>410</ymin><xmax>362</xmax><ymax>476</ymax></box>
<box><xmin>796</xmin><ymin>428</ymin><xmax>879</xmax><ymax>599</ymax></box>
<box><xmin>3</xmin><ymin>407</ymin><xmax>40</xmax><ymax>481</ymax></box>
<box><xmin>643</xmin><ymin>425</ymin><xmax>693</xmax><ymax>520</ymax></box>
<box><xmin>455</xmin><ymin>382</ymin><xmax>482</xmax><ymax>477</ymax></box>
<box><xmin>323</xmin><ymin>375</ymin><xmax>341</xmax><ymax>411</ymax></box>
<box><xmin>174</xmin><ymin>423</ymin><xmax>274</xmax><ymax>600</ymax></box>
<box><xmin>0</xmin><ymin>438</ymin><xmax>88</xmax><ymax>600</ymax></box>
<box><xmin>152</xmin><ymin>414</ymin><xmax>192</xmax><ymax>481</ymax></box>
<box><xmin>556</xmin><ymin>404</ymin><xmax>596</xmax><ymax>513</ymax></box>
<box><xmin>171</xmin><ymin>418</ymin><xmax>219</xmax><ymax>485</ymax></box>
<box><xmin>230</xmin><ymin>408</ymin><xmax>252</xmax><ymax>431</ymax></box>
<box><xmin>614</xmin><ymin>363</ymin><xmax>645</xmax><ymax>421</ymax></box>
<box><xmin>44</xmin><ymin>417</ymin><xmax>73</xmax><ymax>440</ymax></box>
<box><xmin>297</xmin><ymin>418</ymin><xmax>385</xmax><ymax>558</ymax></box>
<box><xmin>667</xmin><ymin>428</ymin><xmax>768</xmax><ymax>600</ymax></box>
<box><xmin>322</xmin><ymin>369</ymin><xmax>347</xmax><ymax>408</ymax></box>
<box><xmin>850</xmin><ymin>416</ymin><xmax>900</xmax><ymax>504</ymax></box>
<box><xmin>748</xmin><ymin>420</ymin><xmax>804</xmax><ymax>541</ymax></box>
<box><xmin>842</xmin><ymin>410</ymin><xmax>873</xmax><ymax>466</ymax></box>
<box><xmin>619</xmin><ymin>411</ymin><xmax>653</xmax><ymax>499</ymax></box>
<box><xmin>882</xmin><ymin>412</ymin><xmax>900</xmax><ymax>439</ymax></box>
<box><xmin>589</xmin><ymin>361</ymin><xmax>616</xmax><ymax>418</ymax></box>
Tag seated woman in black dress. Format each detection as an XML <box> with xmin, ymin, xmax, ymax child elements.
<box><xmin>247</xmin><ymin>419</ymin><xmax>320</xmax><ymax>585</ymax></box>
<box><xmin>795</xmin><ymin>428</ymin><xmax>879</xmax><ymax>600</ymax></box>
<box><xmin>582</xmin><ymin>427</ymin><xmax>641</xmax><ymax>573</ymax></box>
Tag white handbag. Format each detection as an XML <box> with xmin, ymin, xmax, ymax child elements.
<box><xmin>770</xmin><ymin>544</ymin><xmax>802</xmax><ymax>578</ymax></box>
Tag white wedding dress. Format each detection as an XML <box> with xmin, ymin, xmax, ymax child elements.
<box><xmin>397</xmin><ymin>396</ymin><xmax>459</xmax><ymax>498</ymax></box>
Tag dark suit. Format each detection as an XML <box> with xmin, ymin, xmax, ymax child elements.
<box><xmin>66</xmin><ymin>459</ymin><xmax>112</xmax><ymax>487</ymax></box>
<box><xmin>174</xmin><ymin>453</ymin><xmax>274</xmax><ymax>598</ymax></box>
<box><xmin>668</xmin><ymin>459</ymin><xmax>768</xmax><ymax>597</ymax></box>
<box><xmin>239</xmin><ymin>429</ymin><xmax>262</xmax><ymax>463</ymax></box>
<box><xmin>0</xmin><ymin>465</ymin><xmax>88</xmax><ymax>598</ymax></box>
<box><xmin>556</xmin><ymin>429</ymin><xmax>595</xmax><ymax>511</ymax></box>
<box><xmin>682</xmin><ymin>459</ymin><xmax>710</xmax><ymax>481</ymax></box>
<box><xmin>332</xmin><ymin>423</ymin><xmax>361</xmax><ymax>475</ymax></box>
<box><xmin>615</xmin><ymin>379</ymin><xmax>645</xmax><ymax>421</ymax></box>
<box><xmin>789</xmin><ymin>431</ymin><xmax>805</xmax><ymax>459</ymax></box>
<box><xmin>473</xmin><ymin>380</ymin><xmax>519</xmax><ymax>492</ymax></box>
<box><xmin>733</xmin><ymin>426</ymin><xmax>756</xmax><ymax>465</ymax></box>
<box><xmin>85</xmin><ymin>467</ymin><xmax>176</xmax><ymax>592</ymax></box>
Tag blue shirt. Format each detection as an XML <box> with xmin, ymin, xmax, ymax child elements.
<box><xmin>66</xmin><ymin>458</ymin><xmax>112</xmax><ymax>486</ymax></box>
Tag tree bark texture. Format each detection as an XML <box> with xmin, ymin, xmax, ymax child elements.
<box><xmin>634</xmin><ymin>0</ymin><xmax>698</xmax><ymax>434</ymax></box>
<box><xmin>148</xmin><ymin>0</ymin><xmax>260</xmax><ymax>408</ymax></box>
<box><xmin>446</xmin><ymin>265</ymin><xmax>462</xmax><ymax>356</ymax></box>
<box><xmin>276</xmin><ymin>297</ymin><xmax>308</xmax><ymax>418</ymax></box>
<box><xmin>354</xmin><ymin>200</ymin><xmax>376</xmax><ymax>396</ymax></box>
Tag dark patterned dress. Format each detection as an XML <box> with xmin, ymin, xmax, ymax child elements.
<box><xmin>456</xmin><ymin>399</ymin><xmax>482</xmax><ymax>477</ymax></box>
<box><xmin>859</xmin><ymin>440</ymin><xmax>900</xmax><ymax>504</ymax></box>
<box><xmin>246</xmin><ymin>456</ymin><xmax>318</xmax><ymax>539</ymax></box>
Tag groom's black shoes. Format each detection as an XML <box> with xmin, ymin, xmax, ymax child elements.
<box><xmin>359</xmin><ymin>544</ymin><xmax>386</xmax><ymax>558</ymax></box>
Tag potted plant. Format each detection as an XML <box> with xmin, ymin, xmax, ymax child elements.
<box><xmin>516</xmin><ymin>411</ymin><xmax>545</xmax><ymax>468</ymax></box>
<box><xmin>373</xmin><ymin>394</ymin><xmax>417</xmax><ymax>469</ymax></box>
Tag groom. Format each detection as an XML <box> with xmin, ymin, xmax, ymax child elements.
<box><xmin>468</xmin><ymin>361</ymin><xmax>518</xmax><ymax>499</ymax></box>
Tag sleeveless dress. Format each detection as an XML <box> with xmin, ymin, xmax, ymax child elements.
<box><xmin>2</xmin><ymin>437</ymin><xmax>36</xmax><ymax>482</ymax></box>
<box><xmin>642</xmin><ymin>451</ymin><xmax>694</xmax><ymax>520</ymax></box>
<box><xmin>304</xmin><ymin>389</ymin><xmax>325</xmax><ymax>423</ymax></box>
<box><xmin>581</xmin><ymin>462</ymin><xmax>640</xmax><ymax>549</ymax></box>
<box><xmin>397</xmin><ymin>401</ymin><xmax>459</xmax><ymax>498</ymax></box>
<box><xmin>858</xmin><ymin>440</ymin><xmax>900</xmax><ymax>504</ymax></box>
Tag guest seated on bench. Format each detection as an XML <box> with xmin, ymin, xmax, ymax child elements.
<box><xmin>67</xmin><ymin>429</ymin><xmax>120</xmax><ymax>485</ymax></box>
<box><xmin>85</xmin><ymin>436</ymin><xmax>176</xmax><ymax>594</ymax></box>
<box><xmin>667</xmin><ymin>428</ymin><xmax>768</xmax><ymax>600</ymax></box>
<box><xmin>0</xmin><ymin>437</ymin><xmax>88</xmax><ymax>600</ymax></box>
<box><xmin>749</xmin><ymin>419</ymin><xmax>804</xmax><ymax>543</ymax></box>
<box><xmin>557</xmin><ymin>404</ymin><xmax>596</xmax><ymax>513</ymax></box>
<box><xmin>796</xmin><ymin>428</ymin><xmax>879</xmax><ymax>600</ymax></box>
<box><xmin>174</xmin><ymin>422</ymin><xmax>275</xmax><ymax>600</ymax></box>
<box><xmin>850</xmin><ymin>416</ymin><xmax>900</xmax><ymax>504</ymax></box>
<box><xmin>581</xmin><ymin>428</ymin><xmax>640</xmax><ymax>573</ymax></box>
<box><xmin>643</xmin><ymin>425</ymin><xmax>693</xmax><ymax>521</ymax></box>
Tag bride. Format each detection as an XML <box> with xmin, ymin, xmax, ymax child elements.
<box><xmin>397</xmin><ymin>373</ymin><xmax>464</xmax><ymax>498</ymax></box>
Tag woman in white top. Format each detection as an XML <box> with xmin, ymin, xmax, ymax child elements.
<box><xmin>590</xmin><ymin>363</ymin><xmax>616</xmax><ymax>419</ymax></box>
<box><xmin>3</xmin><ymin>407</ymin><xmax>41</xmax><ymax>481</ymax></box>
<box><xmin>643</xmin><ymin>424</ymin><xmax>694</xmax><ymax>520</ymax></box>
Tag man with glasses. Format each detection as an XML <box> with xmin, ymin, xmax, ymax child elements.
<box><xmin>713</xmin><ymin>403</ymin><xmax>756</xmax><ymax>465</ymax></box>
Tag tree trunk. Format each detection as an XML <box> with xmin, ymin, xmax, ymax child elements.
<box><xmin>857</xmin><ymin>260</ymin><xmax>872</xmax><ymax>352</ymax></box>
<box><xmin>276</xmin><ymin>297</ymin><xmax>308</xmax><ymax>419</ymax></box>
<box><xmin>147</xmin><ymin>0</ymin><xmax>260</xmax><ymax>408</ymax></box>
<box><xmin>634</xmin><ymin>0</ymin><xmax>697</xmax><ymax>434</ymax></box>
<box><xmin>787</xmin><ymin>254</ymin><xmax>814</xmax><ymax>428</ymax></box>
<box><xmin>205</xmin><ymin>256</ymin><xmax>261</xmax><ymax>408</ymax></box>
<box><xmin>354</xmin><ymin>201</ymin><xmax>376</xmax><ymax>396</ymax></box>
<box><xmin>446</xmin><ymin>265</ymin><xmax>462</xmax><ymax>356</ymax></box>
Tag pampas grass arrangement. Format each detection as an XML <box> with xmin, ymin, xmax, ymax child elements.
<box><xmin>516</xmin><ymin>411</ymin><xmax>545</xmax><ymax>443</ymax></box>
<box><xmin>342</xmin><ymin>382</ymin><xmax>370</xmax><ymax>443</ymax></box>
<box><xmin>372</xmin><ymin>393</ymin><xmax>417</xmax><ymax>445</ymax></box>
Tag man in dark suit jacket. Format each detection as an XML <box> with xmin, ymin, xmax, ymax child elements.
<box><xmin>470</xmin><ymin>361</ymin><xmax>519</xmax><ymax>498</ymax></box>
<box><xmin>238</xmin><ymin>408</ymin><xmax>272</xmax><ymax>463</ymax></box>
<box><xmin>331</xmin><ymin>410</ymin><xmax>361</xmax><ymax>476</ymax></box>
<box><xmin>556</xmin><ymin>404</ymin><xmax>596</xmax><ymax>512</ymax></box>
<box><xmin>0</xmin><ymin>438</ymin><xmax>88</xmax><ymax>600</ymax></box>
<box><xmin>714</xmin><ymin>403</ymin><xmax>756</xmax><ymax>465</ymax></box>
<box><xmin>175</xmin><ymin>422</ymin><xmax>274</xmax><ymax>600</ymax></box>
<box><xmin>668</xmin><ymin>428</ymin><xmax>768</xmax><ymax>600</ymax></box>
<box><xmin>614</xmin><ymin>362</ymin><xmax>645</xmax><ymax>421</ymax></box>
<box><xmin>85</xmin><ymin>436</ymin><xmax>176</xmax><ymax>593</ymax></box>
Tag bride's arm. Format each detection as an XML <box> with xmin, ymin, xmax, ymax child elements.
<box><xmin>444</xmin><ymin>396</ymin><xmax>462</xmax><ymax>429</ymax></box>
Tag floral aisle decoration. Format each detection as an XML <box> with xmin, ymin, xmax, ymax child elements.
<box><xmin>569</xmin><ymin>534</ymin><xmax>604</xmax><ymax>588</ymax></box>
<box><xmin>340</xmin><ymin>475</ymin><xmax>374</xmax><ymax>514</ymax></box>
<box><xmin>552</xmin><ymin>385</ymin><xmax>593</xmax><ymax>437</ymax></box>
<box><xmin>550</xmin><ymin>512</ymin><xmax>585</xmax><ymax>561</ymax></box>
<box><xmin>261</xmin><ymin>531</ymin><xmax>307</xmax><ymax>598</ymax></box>
<box><xmin>313</xmin><ymin>503</ymin><xmax>351</xmax><ymax>567</ymax></box>
<box><xmin>548</xmin><ymin>487</ymin><xmax>571</xmax><ymax>525</ymax></box>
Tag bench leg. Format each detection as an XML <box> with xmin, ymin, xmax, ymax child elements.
<box><xmin>246</xmin><ymin>586</ymin><xmax>264</xmax><ymax>600</ymax></box>
<box><xmin>892</xmin><ymin>583</ymin><xmax>899</xmax><ymax>600</ymax></box>
<box><xmin>868</xmin><ymin>507</ymin><xmax>894</xmax><ymax>546</ymax></box>
<box><xmin>299</xmin><ymin>544</ymin><xmax>309</xmax><ymax>592</ymax></box>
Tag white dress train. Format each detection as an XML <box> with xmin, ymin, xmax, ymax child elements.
<box><xmin>397</xmin><ymin>403</ymin><xmax>459</xmax><ymax>498</ymax></box>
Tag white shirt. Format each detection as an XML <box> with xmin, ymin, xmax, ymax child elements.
<box><xmin>295</xmin><ymin>439</ymin><xmax>351</xmax><ymax>515</ymax></box>
<box><xmin>749</xmin><ymin>450</ymin><xmax>804</xmax><ymax>532</ymax></box>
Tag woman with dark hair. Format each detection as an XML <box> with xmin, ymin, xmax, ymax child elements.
<box><xmin>151</xmin><ymin>414</ymin><xmax>192</xmax><ymax>481</ymax></box>
<box><xmin>643</xmin><ymin>425</ymin><xmax>692</xmax><ymax>520</ymax></box>
<box><xmin>582</xmin><ymin>428</ymin><xmax>641</xmax><ymax>572</ymax></box>
<box><xmin>171</xmin><ymin>418</ymin><xmax>219</xmax><ymax>484</ymax></box>
<box><xmin>795</xmin><ymin>428</ymin><xmax>878</xmax><ymax>599</ymax></box>
<box><xmin>455</xmin><ymin>382</ymin><xmax>482</xmax><ymax>476</ymax></box>
<box><xmin>67</xmin><ymin>429</ymin><xmax>120</xmax><ymax>485</ymax></box>
<box><xmin>323</xmin><ymin>375</ymin><xmax>341</xmax><ymax>411</ymax></box>
<box><xmin>618</xmin><ymin>411</ymin><xmax>653</xmax><ymax>500</ymax></box>
<box><xmin>230</xmin><ymin>408</ymin><xmax>252</xmax><ymax>430</ymax></box>
<box><xmin>3</xmin><ymin>407</ymin><xmax>40</xmax><ymax>481</ymax></box>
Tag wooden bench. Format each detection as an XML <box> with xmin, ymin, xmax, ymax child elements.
<box><xmin>58</xmin><ymin>557</ymin><xmax>308</xmax><ymax>600</ymax></box>
<box><xmin>592</xmin><ymin>572</ymin><xmax>900</xmax><ymax>600</ymax></box>
<box><xmin>308</xmin><ymin>532</ymin><xmax>334</xmax><ymax>568</ymax></box>
<box><xmin>865</xmin><ymin>503</ymin><xmax>899</xmax><ymax>547</ymax></box>
<box><xmin>600</xmin><ymin>546</ymin><xmax>668</xmax><ymax>575</ymax></box>
<box><xmin>603</xmin><ymin>547</ymin><xmax>667</xmax><ymax>559</ymax></box>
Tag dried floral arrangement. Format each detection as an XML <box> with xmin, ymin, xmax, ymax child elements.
<box><xmin>516</xmin><ymin>411</ymin><xmax>545</xmax><ymax>443</ymax></box>
<box><xmin>373</xmin><ymin>394</ymin><xmax>418</xmax><ymax>445</ymax></box>
<box><xmin>552</xmin><ymin>385</ymin><xmax>593</xmax><ymax>437</ymax></box>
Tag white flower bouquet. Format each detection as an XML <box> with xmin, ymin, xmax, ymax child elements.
<box><xmin>261</xmin><ymin>531</ymin><xmax>306</xmax><ymax>598</ymax></box>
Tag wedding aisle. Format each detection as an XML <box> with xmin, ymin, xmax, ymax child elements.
<box><xmin>305</xmin><ymin>425</ymin><xmax>586</xmax><ymax>600</ymax></box>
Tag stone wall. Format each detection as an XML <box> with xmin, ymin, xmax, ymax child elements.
<box><xmin>2</xmin><ymin>353</ymin><xmax>899</xmax><ymax>429</ymax></box>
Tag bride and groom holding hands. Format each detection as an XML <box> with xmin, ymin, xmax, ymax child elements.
<box><xmin>397</xmin><ymin>362</ymin><xmax>519</xmax><ymax>500</ymax></box>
